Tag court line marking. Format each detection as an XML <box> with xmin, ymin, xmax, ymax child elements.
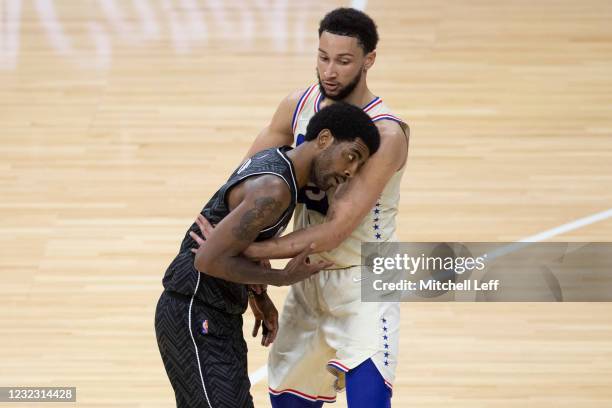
<box><xmin>249</xmin><ymin>364</ymin><xmax>268</xmax><ymax>385</ymax></box>
<box><xmin>518</xmin><ymin>208</ymin><xmax>612</xmax><ymax>243</ymax></box>
<box><xmin>351</xmin><ymin>0</ymin><xmax>368</xmax><ymax>11</ymax></box>
<box><xmin>248</xmin><ymin>207</ymin><xmax>612</xmax><ymax>385</ymax></box>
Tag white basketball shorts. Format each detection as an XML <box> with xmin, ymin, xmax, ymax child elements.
<box><xmin>268</xmin><ymin>266</ymin><xmax>400</xmax><ymax>403</ymax></box>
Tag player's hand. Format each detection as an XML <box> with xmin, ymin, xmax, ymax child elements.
<box><xmin>249</xmin><ymin>292</ymin><xmax>278</xmax><ymax>347</ymax></box>
<box><xmin>189</xmin><ymin>214</ymin><xmax>214</xmax><ymax>254</ymax></box>
<box><xmin>278</xmin><ymin>243</ymin><xmax>332</xmax><ymax>286</ymax></box>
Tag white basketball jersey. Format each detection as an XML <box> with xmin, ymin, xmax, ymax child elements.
<box><xmin>291</xmin><ymin>84</ymin><xmax>408</xmax><ymax>268</ymax></box>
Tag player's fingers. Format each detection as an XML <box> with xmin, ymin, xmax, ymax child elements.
<box><xmin>262</xmin><ymin>321</ymin><xmax>273</xmax><ymax>347</ymax></box>
<box><xmin>252</xmin><ymin>319</ymin><xmax>261</xmax><ymax>337</ymax></box>
<box><xmin>189</xmin><ymin>231</ymin><xmax>205</xmax><ymax>246</ymax></box>
<box><xmin>308</xmin><ymin>260</ymin><xmax>333</xmax><ymax>274</ymax></box>
<box><xmin>294</xmin><ymin>243</ymin><xmax>316</xmax><ymax>264</ymax></box>
<box><xmin>268</xmin><ymin>331</ymin><xmax>276</xmax><ymax>346</ymax></box>
<box><xmin>197</xmin><ymin>214</ymin><xmax>214</xmax><ymax>237</ymax></box>
<box><xmin>267</xmin><ymin>320</ymin><xmax>278</xmax><ymax>346</ymax></box>
<box><xmin>194</xmin><ymin>214</ymin><xmax>206</xmax><ymax>234</ymax></box>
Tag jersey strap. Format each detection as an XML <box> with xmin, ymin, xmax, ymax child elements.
<box><xmin>291</xmin><ymin>85</ymin><xmax>318</xmax><ymax>134</ymax></box>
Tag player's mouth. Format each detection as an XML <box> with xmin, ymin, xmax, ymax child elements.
<box><xmin>323</xmin><ymin>81</ymin><xmax>339</xmax><ymax>91</ymax></box>
<box><xmin>327</xmin><ymin>176</ymin><xmax>338</xmax><ymax>189</ymax></box>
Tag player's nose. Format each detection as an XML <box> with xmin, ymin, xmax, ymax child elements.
<box><xmin>344</xmin><ymin>161</ymin><xmax>359</xmax><ymax>178</ymax></box>
<box><xmin>325</xmin><ymin>63</ymin><xmax>337</xmax><ymax>78</ymax></box>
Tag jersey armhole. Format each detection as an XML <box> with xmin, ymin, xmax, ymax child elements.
<box><xmin>373</xmin><ymin>116</ymin><xmax>410</xmax><ymax>172</ymax></box>
<box><xmin>291</xmin><ymin>85</ymin><xmax>317</xmax><ymax>135</ymax></box>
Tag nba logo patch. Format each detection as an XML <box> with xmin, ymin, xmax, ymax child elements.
<box><xmin>200</xmin><ymin>320</ymin><xmax>209</xmax><ymax>335</ymax></box>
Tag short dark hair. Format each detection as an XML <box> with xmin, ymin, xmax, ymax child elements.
<box><xmin>304</xmin><ymin>102</ymin><xmax>380</xmax><ymax>156</ymax></box>
<box><xmin>318</xmin><ymin>8</ymin><xmax>379</xmax><ymax>54</ymax></box>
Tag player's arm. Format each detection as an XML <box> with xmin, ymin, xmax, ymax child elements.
<box><xmin>246</xmin><ymin>121</ymin><xmax>409</xmax><ymax>259</ymax></box>
<box><xmin>243</xmin><ymin>89</ymin><xmax>304</xmax><ymax>159</ymax></box>
<box><xmin>193</xmin><ymin>176</ymin><xmax>325</xmax><ymax>285</ymax></box>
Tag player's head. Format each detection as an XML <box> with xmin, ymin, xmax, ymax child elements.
<box><xmin>317</xmin><ymin>8</ymin><xmax>378</xmax><ymax>100</ymax></box>
<box><xmin>304</xmin><ymin>102</ymin><xmax>380</xmax><ymax>191</ymax></box>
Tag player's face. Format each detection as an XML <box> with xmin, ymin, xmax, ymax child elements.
<box><xmin>317</xmin><ymin>31</ymin><xmax>372</xmax><ymax>101</ymax></box>
<box><xmin>312</xmin><ymin>138</ymin><xmax>370</xmax><ymax>191</ymax></box>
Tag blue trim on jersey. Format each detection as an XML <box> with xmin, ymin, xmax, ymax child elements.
<box><xmin>296</xmin><ymin>133</ymin><xmax>305</xmax><ymax>146</ymax></box>
<box><xmin>372</xmin><ymin>116</ymin><xmax>403</xmax><ymax>125</ymax></box>
<box><xmin>315</xmin><ymin>91</ymin><xmax>323</xmax><ymax>113</ymax></box>
<box><xmin>270</xmin><ymin>393</ymin><xmax>327</xmax><ymax>407</ymax></box>
<box><xmin>362</xmin><ymin>96</ymin><xmax>380</xmax><ymax>111</ymax></box>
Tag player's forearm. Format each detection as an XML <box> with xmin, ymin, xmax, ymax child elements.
<box><xmin>195</xmin><ymin>253</ymin><xmax>288</xmax><ymax>286</ymax></box>
<box><xmin>247</xmin><ymin>223</ymin><xmax>344</xmax><ymax>260</ymax></box>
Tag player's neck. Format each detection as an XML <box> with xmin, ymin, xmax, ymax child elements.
<box><xmin>344</xmin><ymin>81</ymin><xmax>375</xmax><ymax>107</ymax></box>
<box><xmin>284</xmin><ymin>144</ymin><xmax>313</xmax><ymax>190</ymax></box>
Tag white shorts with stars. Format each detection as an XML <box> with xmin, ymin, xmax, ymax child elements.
<box><xmin>267</xmin><ymin>266</ymin><xmax>400</xmax><ymax>403</ymax></box>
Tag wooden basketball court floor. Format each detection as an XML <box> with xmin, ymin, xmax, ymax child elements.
<box><xmin>1</xmin><ymin>0</ymin><xmax>611</xmax><ymax>406</ymax></box>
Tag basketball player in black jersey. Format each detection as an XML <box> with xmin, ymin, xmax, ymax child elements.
<box><xmin>155</xmin><ymin>102</ymin><xmax>380</xmax><ymax>408</ymax></box>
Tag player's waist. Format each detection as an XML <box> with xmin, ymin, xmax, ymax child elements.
<box><xmin>163</xmin><ymin>289</ymin><xmax>246</xmax><ymax>319</ymax></box>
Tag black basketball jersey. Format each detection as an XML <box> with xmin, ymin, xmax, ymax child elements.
<box><xmin>162</xmin><ymin>146</ymin><xmax>298</xmax><ymax>315</ymax></box>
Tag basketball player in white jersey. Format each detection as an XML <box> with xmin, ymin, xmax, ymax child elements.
<box><xmin>192</xmin><ymin>7</ymin><xmax>409</xmax><ymax>408</ymax></box>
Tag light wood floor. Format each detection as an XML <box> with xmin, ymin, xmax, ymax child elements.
<box><xmin>1</xmin><ymin>0</ymin><xmax>611</xmax><ymax>407</ymax></box>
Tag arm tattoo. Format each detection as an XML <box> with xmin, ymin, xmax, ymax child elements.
<box><xmin>232</xmin><ymin>196</ymin><xmax>283</xmax><ymax>240</ymax></box>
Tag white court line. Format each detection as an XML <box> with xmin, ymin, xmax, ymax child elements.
<box><xmin>248</xmin><ymin>364</ymin><xmax>268</xmax><ymax>385</ymax></box>
<box><xmin>519</xmin><ymin>208</ymin><xmax>612</xmax><ymax>243</ymax></box>
<box><xmin>351</xmin><ymin>0</ymin><xmax>367</xmax><ymax>11</ymax></box>
<box><xmin>247</xmin><ymin>207</ymin><xmax>612</xmax><ymax>384</ymax></box>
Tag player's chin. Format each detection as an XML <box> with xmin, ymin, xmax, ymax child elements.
<box><xmin>324</xmin><ymin>178</ymin><xmax>338</xmax><ymax>191</ymax></box>
<box><xmin>323</xmin><ymin>88</ymin><xmax>343</xmax><ymax>100</ymax></box>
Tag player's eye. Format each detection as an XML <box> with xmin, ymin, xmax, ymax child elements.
<box><xmin>348</xmin><ymin>154</ymin><xmax>355</xmax><ymax>161</ymax></box>
<box><xmin>319</xmin><ymin>55</ymin><xmax>329</xmax><ymax>62</ymax></box>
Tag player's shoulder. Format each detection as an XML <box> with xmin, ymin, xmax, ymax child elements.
<box><xmin>375</xmin><ymin>119</ymin><xmax>409</xmax><ymax>145</ymax></box>
<box><xmin>370</xmin><ymin>108</ymin><xmax>409</xmax><ymax>168</ymax></box>
<box><xmin>242</xmin><ymin>173</ymin><xmax>292</xmax><ymax>206</ymax></box>
<box><xmin>287</xmin><ymin>87</ymin><xmax>308</xmax><ymax>102</ymax></box>
<box><xmin>282</xmin><ymin>86</ymin><xmax>315</xmax><ymax>107</ymax></box>
<box><xmin>370</xmin><ymin>98</ymin><xmax>409</xmax><ymax>138</ymax></box>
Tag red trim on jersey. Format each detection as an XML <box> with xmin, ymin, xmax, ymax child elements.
<box><xmin>363</xmin><ymin>97</ymin><xmax>382</xmax><ymax>112</ymax></box>
<box><xmin>370</xmin><ymin>113</ymin><xmax>404</xmax><ymax>123</ymax></box>
<box><xmin>327</xmin><ymin>360</ymin><xmax>350</xmax><ymax>372</ymax></box>
<box><xmin>269</xmin><ymin>387</ymin><xmax>336</xmax><ymax>402</ymax></box>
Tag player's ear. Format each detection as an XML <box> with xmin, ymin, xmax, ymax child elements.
<box><xmin>316</xmin><ymin>129</ymin><xmax>334</xmax><ymax>149</ymax></box>
<box><xmin>364</xmin><ymin>50</ymin><xmax>376</xmax><ymax>71</ymax></box>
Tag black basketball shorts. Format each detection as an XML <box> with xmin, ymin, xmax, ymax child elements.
<box><xmin>155</xmin><ymin>290</ymin><xmax>254</xmax><ymax>408</ymax></box>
